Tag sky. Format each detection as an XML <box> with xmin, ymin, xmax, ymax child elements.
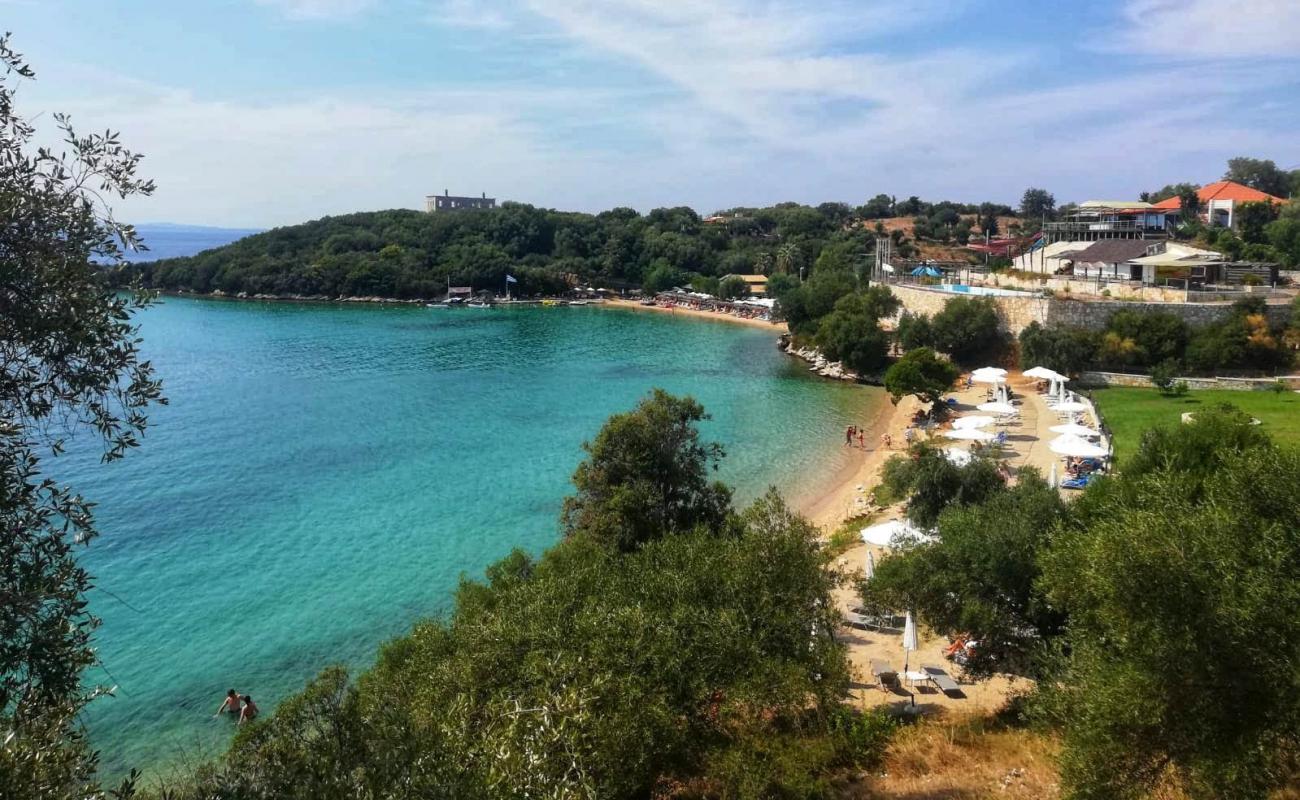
<box><xmin>4</xmin><ymin>0</ymin><xmax>1299</xmax><ymax>228</ymax></box>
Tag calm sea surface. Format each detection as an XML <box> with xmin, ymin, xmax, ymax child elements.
<box><xmin>59</xmin><ymin>295</ymin><xmax>881</xmax><ymax>776</ymax></box>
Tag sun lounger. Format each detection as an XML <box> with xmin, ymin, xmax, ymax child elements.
<box><xmin>923</xmin><ymin>664</ymin><xmax>961</xmax><ymax>695</ymax></box>
<box><xmin>871</xmin><ymin>660</ymin><xmax>899</xmax><ymax>691</ymax></box>
<box><xmin>1060</xmin><ymin>475</ymin><xmax>1091</xmax><ymax>490</ymax></box>
<box><xmin>842</xmin><ymin>610</ymin><xmax>871</xmax><ymax>628</ymax></box>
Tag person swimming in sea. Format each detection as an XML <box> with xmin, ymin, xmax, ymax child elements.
<box><xmin>239</xmin><ymin>695</ymin><xmax>259</xmax><ymax>725</ymax></box>
<box><xmin>214</xmin><ymin>689</ymin><xmax>240</xmax><ymax>718</ymax></box>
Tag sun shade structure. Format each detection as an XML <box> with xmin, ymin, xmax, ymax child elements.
<box><xmin>953</xmin><ymin>415</ymin><xmax>996</xmax><ymax>429</ymax></box>
<box><xmin>861</xmin><ymin>518</ymin><xmax>930</xmax><ymax>547</ymax></box>
<box><xmin>1049</xmin><ymin>435</ymin><xmax>1109</xmax><ymax>458</ymax></box>
<box><xmin>1050</xmin><ymin>400</ymin><xmax>1090</xmax><ymax>413</ymax></box>
<box><xmin>944</xmin><ymin>427</ymin><xmax>997</xmax><ymax>441</ymax></box>
<box><xmin>971</xmin><ymin>372</ymin><xmax>1005</xmax><ymax>385</ymax></box>
<box><xmin>1050</xmin><ymin>422</ymin><xmax>1101</xmax><ymax>437</ymax></box>
<box><xmin>944</xmin><ymin>447</ymin><xmax>973</xmax><ymax>466</ymax></box>
<box><xmin>973</xmin><ymin>366</ymin><xmax>1007</xmax><ymax>376</ymax></box>
<box><xmin>977</xmin><ymin>401</ymin><xmax>1018</xmax><ymax>415</ymax></box>
<box><xmin>1023</xmin><ymin>366</ymin><xmax>1057</xmax><ymax>380</ymax></box>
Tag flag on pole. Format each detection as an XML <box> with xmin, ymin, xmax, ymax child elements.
<box><xmin>505</xmin><ymin>274</ymin><xmax>518</xmax><ymax>284</ymax></box>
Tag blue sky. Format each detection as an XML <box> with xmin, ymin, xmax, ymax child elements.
<box><xmin>6</xmin><ymin>0</ymin><xmax>1299</xmax><ymax>227</ymax></box>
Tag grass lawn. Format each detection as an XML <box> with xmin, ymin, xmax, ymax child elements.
<box><xmin>1092</xmin><ymin>387</ymin><xmax>1300</xmax><ymax>464</ymax></box>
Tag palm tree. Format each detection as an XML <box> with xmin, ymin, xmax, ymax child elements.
<box><xmin>776</xmin><ymin>242</ymin><xmax>802</xmax><ymax>275</ymax></box>
<box><xmin>753</xmin><ymin>251</ymin><xmax>774</xmax><ymax>274</ymax></box>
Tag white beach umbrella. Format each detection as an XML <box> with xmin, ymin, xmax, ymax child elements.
<box><xmin>944</xmin><ymin>427</ymin><xmax>996</xmax><ymax>441</ymax></box>
<box><xmin>861</xmin><ymin>519</ymin><xmax>914</xmax><ymax>547</ymax></box>
<box><xmin>865</xmin><ymin>549</ymin><xmax>876</xmax><ymax>580</ymax></box>
<box><xmin>1050</xmin><ymin>422</ymin><xmax>1101</xmax><ymax>437</ymax></box>
<box><xmin>971</xmin><ymin>372</ymin><xmax>1005</xmax><ymax>385</ymax></box>
<box><xmin>953</xmin><ymin>415</ymin><xmax>996</xmax><ymax>429</ymax></box>
<box><xmin>944</xmin><ymin>447</ymin><xmax>973</xmax><ymax>466</ymax></box>
<box><xmin>902</xmin><ymin>611</ymin><xmax>919</xmax><ymax>672</ymax></box>
<box><xmin>972</xmin><ymin>366</ymin><xmax>1007</xmax><ymax>377</ymax></box>
<box><xmin>1049</xmin><ymin>435</ymin><xmax>1109</xmax><ymax>458</ymax></box>
<box><xmin>1050</xmin><ymin>400</ymin><xmax>1090</xmax><ymax>413</ymax></box>
<box><xmin>1048</xmin><ymin>461</ymin><xmax>1058</xmax><ymax>488</ymax></box>
<box><xmin>977</xmin><ymin>401</ymin><xmax>1018</xmax><ymax>415</ymax></box>
<box><xmin>1023</xmin><ymin>366</ymin><xmax>1057</xmax><ymax>380</ymax></box>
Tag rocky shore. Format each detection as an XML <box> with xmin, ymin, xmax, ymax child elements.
<box><xmin>780</xmin><ymin>335</ymin><xmax>878</xmax><ymax>383</ymax></box>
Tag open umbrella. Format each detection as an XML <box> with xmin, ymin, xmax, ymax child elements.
<box><xmin>953</xmin><ymin>415</ymin><xmax>996</xmax><ymax>429</ymax></box>
<box><xmin>944</xmin><ymin>447</ymin><xmax>972</xmax><ymax>466</ymax></box>
<box><xmin>903</xmin><ymin>611</ymin><xmax>919</xmax><ymax>673</ymax></box>
<box><xmin>1050</xmin><ymin>422</ymin><xmax>1101</xmax><ymax>437</ymax></box>
<box><xmin>971</xmin><ymin>372</ymin><xmax>1005</xmax><ymax>385</ymax></box>
<box><xmin>861</xmin><ymin>519</ymin><xmax>916</xmax><ymax>547</ymax></box>
<box><xmin>944</xmin><ymin>427</ymin><xmax>996</xmax><ymax>441</ymax></box>
<box><xmin>1049</xmin><ymin>435</ymin><xmax>1109</xmax><ymax>458</ymax></box>
<box><xmin>1050</xmin><ymin>400</ymin><xmax>1090</xmax><ymax>413</ymax></box>
<box><xmin>1023</xmin><ymin>366</ymin><xmax>1057</xmax><ymax>380</ymax></box>
<box><xmin>973</xmin><ymin>366</ymin><xmax>1007</xmax><ymax>376</ymax></box>
<box><xmin>977</xmin><ymin>401</ymin><xmax>1017</xmax><ymax>415</ymax></box>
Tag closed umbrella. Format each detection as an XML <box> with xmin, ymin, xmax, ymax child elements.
<box><xmin>953</xmin><ymin>415</ymin><xmax>996</xmax><ymax>429</ymax></box>
<box><xmin>1050</xmin><ymin>422</ymin><xmax>1101</xmax><ymax>437</ymax></box>
<box><xmin>944</xmin><ymin>427</ymin><xmax>996</xmax><ymax>441</ymax></box>
<box><xmin>1048</xmin><ymin>460</ymin><xmax>1057</xmax><ymax>488</ymax></box>
<box><xmin>903</xmin><ymin>611</ymin><xmax>919</xmax><ymax>673</ymax></box>
<box><xmin>1049</xmin><ymin>435</ymin><xmax>1109</xmax><ymax>458</ymax></box>
<box><xmin>865</xmin><ymin>549</ymin><xmax>875</xmax><ymax>580</ymax></box>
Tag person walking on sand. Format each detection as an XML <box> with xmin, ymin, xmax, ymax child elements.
<box><xmin>881</xmin><ymin>432</ymin><xmax>892</xmax><ymax>449</ymax></box>
<box><xmin>845</xmin><ymin>425</ymin><xmax>855</xmax><ymax>445</ymax></box>
<box><xmin>857</xmin><ymin>430</ymin><xmax>865</xmax><ymax>448</ymax></box>
<box><xmin>214</xmin><ymin>689</ymin><xmax>240</xmax><ymax>718</ymax></box>
<box><xmin>904</xmin><ymin>426</ymin><xmax>914</xmax><ymax>446</ymax></box>
<box><xmin>239</xmin><ymin>695</ymin><xmax>259</xmax><ymax>725</ymax></box>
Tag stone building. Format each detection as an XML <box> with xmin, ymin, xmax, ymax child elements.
<box><xmin>425</xmin><ymin>190</ymin><xmax>496</xmax><ymax>213</ymax></box>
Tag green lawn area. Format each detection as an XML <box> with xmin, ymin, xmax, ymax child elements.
<box><xmin>1092</xmin><ymin>387</ymin><xmax>1300</xmax><ymax>464</ymax></box>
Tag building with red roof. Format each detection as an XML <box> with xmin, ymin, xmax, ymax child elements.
<box><xmin>1150</xmin><ymin>180</ymin><xmax>1286</xmax><ymax>229</ymax></box>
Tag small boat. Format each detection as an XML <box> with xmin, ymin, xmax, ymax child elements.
<box><xmin>541</xmin><ymin>298</ymin><xmax>561</xmax><ymax>307</ymax></box>
<box><xmin>425</xmin><ymin>302</ymin><xmax>449</xmax><ymax>309</ymax></box>
<box><xmin>568</xmin><ymin>299</ymin><xmax>590</xmax><ymax>306</ymax></box>
<box><xmin>467</xmin><ymin>300</ymin><xmax>492</xmax><ymax>309</ymax></box>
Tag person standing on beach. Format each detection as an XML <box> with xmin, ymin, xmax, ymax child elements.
<box><xmin>845</xmin><ymin>425</ymin><xmax>855</xmax><ymax>445</ymax></box>
<box><xmin>882</xmin><ymin>432</ymin><xmax>892</xmax><ymax>449</ymax></box>
<box><xmin>857</xmin><ymin>430</ymin><xmax>865</xmax><ymax>448</ymax></box>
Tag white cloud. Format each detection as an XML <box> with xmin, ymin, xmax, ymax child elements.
<box><xmin>427</xmin><ymin>0</ymin><xmax>512</xmax><ymax>29</ymax></box>
<box><xmin>254</xmin><ymin>0</ymin><xmax>376</xmax><ymax>21</ymax></box>
<box><xmin>1108</xmin><ymin>0</ymin><xmax>1300</xmax><ymax>58</ymax></box>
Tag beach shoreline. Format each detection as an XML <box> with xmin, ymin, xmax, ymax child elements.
<box><xmin>603</xmin><ymin>297</ymin><xmax>789</xmax><ymax>332</ymax></box>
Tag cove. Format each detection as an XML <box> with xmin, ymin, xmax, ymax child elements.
<box><xmin>56</xmin><ymin>297</ymin><xmax>879</xmax><ymax>776</ymax></box>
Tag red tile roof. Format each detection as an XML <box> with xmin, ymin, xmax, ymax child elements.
<box><xmin>1151</xmin><ymin>180</ymin><xmax>1286</xmax><ymax>209</ymax></box>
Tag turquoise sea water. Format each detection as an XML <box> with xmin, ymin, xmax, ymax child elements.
<box><xmin>60</xmin><ymin>297</ymin><xmax>879</xmax><ymax>776</ymax></box>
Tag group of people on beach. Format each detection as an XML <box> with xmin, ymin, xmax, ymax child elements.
<box><xmin>653</xmin><ymin>292</ymin><xmax>773</xmax><ymax>322</ymax></box>
<box><xmin>214</xmin><ymin>689</ymin><xmax>259</xmax><ymax>725</ymax></box>
<box><xmin>843</xmin><ymin>425</ymin><xmax>867</xmax><ymax>448</ymax></box>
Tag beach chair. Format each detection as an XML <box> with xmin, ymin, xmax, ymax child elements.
<box><xmin>1060</xmin><ymin>475</ymin><xmax>1091</xmax><ymax>490</ymax></box>
<box><xmin>923</xmin><ymin>664</ymin><xmax>962</xmax><ymax>696</ymax></box>
<box><xmin>842</xmin><ymin>609</ymin><xmax>871</xmax><ymax>629</ymax></box>
<box><xmin>871</xmin><ymin>660</ymin><xmax>899</xmax><ymax>692</ymax></box>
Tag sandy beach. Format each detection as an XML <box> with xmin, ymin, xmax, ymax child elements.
<box><xmin>603</xmin><ymin>297</ymin><xmax>789</xmax><ymax>332</ymax></box>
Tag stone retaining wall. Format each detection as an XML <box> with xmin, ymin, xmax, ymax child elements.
<box><xmin>1077</xmin><ymin>371</ymin><xmax>1299</xmax><ymax>391</ymax></box>
<box><xmin>886</xmin><ymin>283</ymin><xmax>1290</xmax><ymax>336</ymax></box>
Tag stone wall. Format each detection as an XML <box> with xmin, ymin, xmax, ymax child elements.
<box><xmin>885</xmin><ymin>282</ymin><xmax>1290</xmax><ymax>336</ymax></box>
<box><xmin>1077</xmin><ymin>371</ymin><xmax>1299</xmax><ymax>391</ymax></box>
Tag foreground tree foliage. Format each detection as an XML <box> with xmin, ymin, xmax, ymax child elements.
<box><xmin>812</xmin><ymin>286</ymin><xmax>900</xmax><ymax>375</ymax></box>
<box><xmin>561</xmin><ymin>389</ymin><xmax>731</xmax><ymax>552</ymax></box>
<box><xmin>1042</xmin><ymin>419</ymin><xmax>1300</xmax><ymax>799</ymax></box>
<box><xmin>864</xmin><ymin>469</ymin><xmax>1064</xmax><ymax>678</ymax></box>
<box><xmin>162</xmin><ymin>393</ymin><xmax>894</xmax><ymax>799</ymax></box>
<box><xmin>0</xmin><ymin>36</ymin><xmax>163</xmax><ymax>800</ymax></box>
<box><xmin>877</xmin><ymin>444</ymin><xmax>1006</xmax><ymax>530</ymax></box>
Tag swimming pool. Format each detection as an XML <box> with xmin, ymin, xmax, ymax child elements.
<box><xmin>938</xmin><ymin>283</ymin><xmax>1034</xmax><ymax>297</ymax></box>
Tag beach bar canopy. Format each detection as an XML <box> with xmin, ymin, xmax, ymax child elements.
<box><xmin>953</xmin><ymin>415</ymin><xmax>996</xmax><ymax>429</ymax></box>
<box><xmin>1049</xmin><ymin>435</ymin><xmax>1109</xmax><ymax>458</ymax></box>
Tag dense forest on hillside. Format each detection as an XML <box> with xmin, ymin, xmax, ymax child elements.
<box><xmin>122</xmin><ymin>199</ymin><xmax>1014</xmax><ymax>300</ymax></box>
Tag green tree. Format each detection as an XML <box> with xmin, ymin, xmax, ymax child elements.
<box><xmin>895</xmin><ymin>311</ymin><xmax>934</xmax><ymax>351</ymax></box>
<box><xmin>873</xmin><ymin>445</ymin><xmax>1006</xmax><ymax>530</ymax></box>
<box><xmin>0</xmin><ymin>36</ymin><xmax>163</xmax><ymax>800</ymax></box>
<box><xmin>1234</xmin><ymin>200</ymin><xmax>1278</xmax><ymax>244</ymax></box>
<box><xmin>1018</xmin><ymin>322</ymin><xmax>1098</xmax><ymax>376</ymax></box>
<box><xmin>813</xmin><ymin>290</ymin><xmax>896</xmax><ymax>375</ymax></box>
<box><xmin>1177</xmin><ymin>185</ymin><xmax>1201</xmax><ymax>224</ymax></box>
<box><xmin>778</xmin><ymin>268</ymin><xmax>858</xmax><ymax>337</ymax></box>
<box><xmin>717</xmin><ymin>275</ymin><xmax>750</xmax><ymax>299</ymax></box>
<box><xmin>883</xmin><ymin>347</ymin><xmax>959</xmax><ymax>407</ymax></box>
<box><xmin>1266</xmin><ymin>201</ymin><xmax>1300</xmax><ymax>267</ymax></box>
<box><xmin>1041</xmin><ymin>414</ymin><xmax>1300</xmax><ymax>799</ymax></box>
<box><xmin>1019</xmin><ymin>187</ymin><xmax>1056</xmax><ymax>222</ymax></box>
<box><xmin>929</xmin><ymin>296</ymin><xmax>1004</xmax><ymax>364</ymax></box>
<box><xmin>561</xmin><ymin>390</ymin><xmax>731</xmax><ymax>552</ymax></box>
<box><xmin>641</xmin><ymin>260</ymin><xmax>687</xmax><ymax>294</ymax></box>
<box><xmin>862</xmin><ymin>472</ymin><xmax>1066</xmax><ymax>677</ymax></box>
<box><xmin>1223</xmin><ymin>156</ymin><xmax>1290</xmax><ymax>197</ymax></box>
<box><xmin>775</xmin><ymin>242</ymin><xmax>803</xmax><ymax>275</ymax></box>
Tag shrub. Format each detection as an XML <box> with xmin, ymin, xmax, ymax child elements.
<box><xmin>1149</xmin><ymin>359</ymin><xmax>1178</xmax><ymax>394</ymax></box>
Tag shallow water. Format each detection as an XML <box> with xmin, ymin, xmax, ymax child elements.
<box><xmin>55</xmin><ymin>297</ymin><xmax>880</xmax><ymax>775</ymax></box>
